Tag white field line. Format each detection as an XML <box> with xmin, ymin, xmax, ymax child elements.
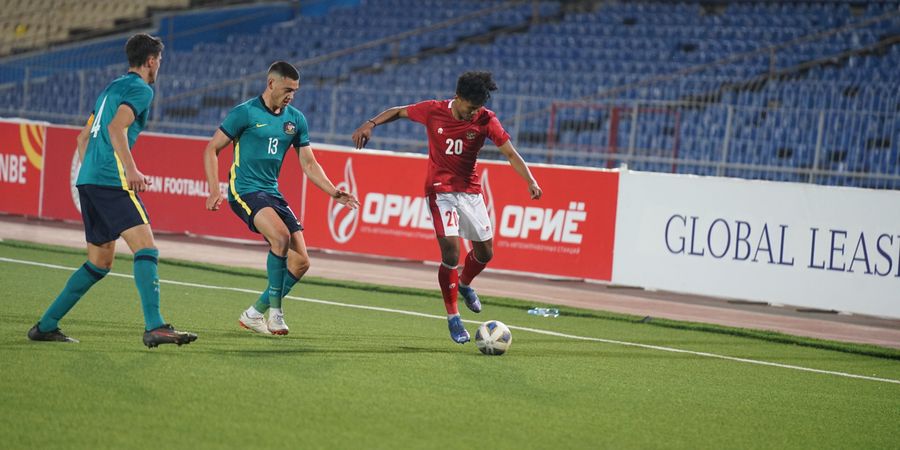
<box><xmin>2</xmin><ymin>256</ymin><xmax>899</xmax><ymax>385</ymax></box>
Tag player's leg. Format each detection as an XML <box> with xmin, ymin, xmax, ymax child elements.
<box><xmin>437</xmin><ymin>235</ymin><xmax>468</xmax><ymax>343</ymax></box>
<box><xmin>226</xmin><ymin>194</ymin><xmax>274</xmax><ymax>334</ymax></box>
<box><xmin>457</xmin><ymin>240</ymin><xmax>491</xmax><ymax>313</ymax></box>
<box><xmin>283</xmin><ymin>230</ymin><xmax>311</xmax><ymax>299</ymax></box>
<box><xmin>456</xmin><ymin>193</ymin><xmax>494</xmax><ymax>313</ymax></box>
<box><xmin>120</xmin><ymin>224</ymin><xmax>164</xmax><ymax>331</ymax></box>
<box><xmin>247</xmin><ymin>229</ymin><xmax>309</xmax><ymax>331</ymax></box>
<box><xmin>249</xmin><ymin>199</ymin><xmax>308</xmax><ymax>309</ymax></box>
<box><xmin>461</xmin><ymin>240</ymin><xmax>493</xmax><ymax>285</ymax></box>
<box><xmin>28</xmin><ymin>241</ymin><xmax>115</xmax><ymax>343</ymax></box>
<box><xmin>436</xmin><ymin>235</ymin><xmax>462</xmax><ymax>313</ymax></box>
<box><xmin>269</xmin><ymin>230</ymin><xmax>310</xmax><ymax>335</ymax></box>
<box><xmin>429</xmin><ymin>193</ymin><xmax>469</xmax><ymax>344</ymax></box>
<box><xmin>230</xmin><ymin>194</ymin><xmax>293</xmax><ymax>335</ymax></box>
<box><xmin>243</xmin><ymin>207</ymin><xmax>291</xmax><ymax>334</ymax></box>
<box><xmin>120</xmin><ymin>223</ymin><xmax>198</xmax><ymax>348</ymax></box>
<box><xmin>29</xmin><ymin>186</ymin><xmax>115</xmax><ymax>343</ymax></box>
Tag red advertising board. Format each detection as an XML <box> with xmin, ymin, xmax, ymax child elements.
<box><xmin>9</xmin><ymin>121</ymin><xmax>619</xmax><ymax>281</ymax></box>
<box><xmin>41</xmin><ymin>125</ymin><xmax>302</xmax><ymax>241</ymax></box>
<box><xmin>0</xmin><ymin>120</ymin><xmax>45</xmax><ymax>216</ymax></box>
<box><xmin>301</xmin><ymin>146</ymin><xmax>619</xmax><ymax>281</ymax></box>
<box><xmin>41</xmin><ymin>126</ymin><xmax>81</xmax><ymax>222</ymax></box>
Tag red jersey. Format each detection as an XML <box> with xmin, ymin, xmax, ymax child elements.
<box><xmin>406</xmin><ymin>99</ymin><xmax>510</xmax><ymax>194</ymax></box>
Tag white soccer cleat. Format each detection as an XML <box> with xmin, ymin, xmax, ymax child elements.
<box><xmin>239</xmin><ymin>311</ymin><xmax>272</xmax><ymax>335</ymax></box>
<box><xmin>267</xmin><ymin>313</ymin><xmax>290</xmax><ymax>336</ymax></box>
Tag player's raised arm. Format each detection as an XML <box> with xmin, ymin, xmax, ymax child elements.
<box><xmin>498</xmin><ymin>140</ymin><xmax>542</xmax><ymax>200</ymax></box>
<box><xmin>107</xmin><ymin>104</ymin><xmax>151</xmax><ymax>192</ymax></box>
<box><xmin>202</xmin><ymin>129</ymin><xmax>234</xmax><ymax>211</ymax></box>
<box><xmin>296</xmin><ymin>145</ymin><xmax>360</xmax><ymax>209</ymax></box>
<box><xmin>351</xmin><ymin>105</ymin><xmax>410</xmax><ymax>149</ymax></box>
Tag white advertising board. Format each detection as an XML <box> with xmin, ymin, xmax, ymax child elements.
<box><xmin>612</xmin><ymin>171</ymin><xmax>900</xmax><ymax>318</ymax></box>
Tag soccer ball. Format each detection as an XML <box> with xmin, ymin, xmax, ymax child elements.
<box><xmin>475</xmin><ymin>320</ymin><xmax>512</xmax><ymax>355</ymax></box>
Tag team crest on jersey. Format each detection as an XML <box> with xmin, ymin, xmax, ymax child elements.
<box><xmin>466</xmin><ymin>131</ymin><xmax>477</xmax><ymax>140</ymax></box>
<box><xmin>437</xmin><ymin>127</ymin><xmax>443</xmax><ymax>134</ymax></box>
<box><xmin>283</xmin><ymin>121</ymin><xmax>296</xmax><ymax>135</ymax></box>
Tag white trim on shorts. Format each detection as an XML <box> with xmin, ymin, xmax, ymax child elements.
<box><xmin>427</xmin><ymin>192</ymin><xmax>493</xmax><ymax>241</ymax></box>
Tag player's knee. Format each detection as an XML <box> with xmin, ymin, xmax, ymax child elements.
<box><xmin>269</xmin><ymin>235</ymin><xmax>290</xmax><ymax>255</ymax></box>
<box><xmin>477</xmin><ymin>249</ymin><xmax>493</xmax><ymax>263</ymax></box>
<box><xmin>93</xmin><ymin>259</ymin><xmax>114</xmax><ymax>271</ymax></box>
<box><xmin>441</xmin><ymin>253</ymin><xmax>459</xmax><ymax>266</ymax></box>
<box><xmin>88</xmin><ymin>252</ymin><xmax>115</xmax><ymax>270</ymax></box>
<box><xmin>291</xmin><ymin>255</ymin><xmax>311</xmax><ymax>274</ymax></box>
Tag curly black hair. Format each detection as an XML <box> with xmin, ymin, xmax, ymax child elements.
<box><xmin>456</xmin><ymin>71</ymin><xmax>497</xmax><ymax>106</ymax></box>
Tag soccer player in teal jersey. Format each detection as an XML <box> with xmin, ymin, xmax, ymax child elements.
<box><xmin>27</xmin><ymin>34</ymin><xmax>197</xmax><ymax>348</ymax></box>
<box><xmin>203</xmin><ymin>61</ymin><xmax>359</xmax><ymax>336</ymax></box>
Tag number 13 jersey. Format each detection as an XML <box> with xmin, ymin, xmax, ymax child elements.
<box><xmin>219</xmin><ymin>96</ymin><xmax>310</xmax><ymax>201</ymax></box>
<box><xmin>407</xmin><ymin>99</ymin><xmax>510</xmax><ymax>195</ymax></box>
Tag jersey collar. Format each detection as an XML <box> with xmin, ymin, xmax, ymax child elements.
<box><xmin>258</xmin><ymin>95</ymin><xmax>285</xmax><ymax>116</ymax></box>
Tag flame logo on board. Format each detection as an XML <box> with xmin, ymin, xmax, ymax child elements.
<box><xmin>328</xmin><ymin>158</ymin><xmax>360</xmax><ymax>243</ymax></box>
<box><xmin>19</xmin><ymin>123</ymin><xmax>44</xmax><ymax>170</ymax></box>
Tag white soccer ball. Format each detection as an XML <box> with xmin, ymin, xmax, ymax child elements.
<box><xmin>475</xmin><ymin>320</ymin><xmax>512</xmax><ymax>355</ymax></box>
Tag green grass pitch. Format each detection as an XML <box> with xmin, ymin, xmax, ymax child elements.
<box><xmin>1</xmin><ymin>241</ymin><xmax>898</xmax><ymax>449</ymax></box>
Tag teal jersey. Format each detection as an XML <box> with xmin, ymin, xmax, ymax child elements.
<box><xmin>76</xmin><ymin>72</ymin><xmax>154</xmax><ymax>188</ymax></box>
<box><xmin>219</xmin><ymin>96</ymin><xmax>310</xmax><ymax>201</ymax></box>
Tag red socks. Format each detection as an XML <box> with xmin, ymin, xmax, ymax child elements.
<box><xmin>439</xmin><ymin>252</ymin><xmax>488</xmax><ymax>314</ymax></box>
<box><xmin>460</xmin><ymin>251</ymin><xmax>487</xmax><ymax>286</ymax></box>
<box><xmin>438</xmin><ymin>264</ymin><xmax>459</xmax><ymax>315</ymax></box>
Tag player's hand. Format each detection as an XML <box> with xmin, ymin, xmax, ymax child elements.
<box><xmin>126</xmin><ymin>167</ymin><xmax>152</xmax><ymax>192</ymax></box>
<box><xmin>351</xmin><ymin>122</ymin><xmax>374</xmax><ymax>149</ymax></box>
<box><xmin>333</xmin><ymin>190</ymin><xmax>360</xmax><ymax>210</ymax></box>
<box><xmin>206</xmin><ymin>189</ymin><xmax>224</xmax><ymax>211</ymax></box>
<box><xmin>528</xmin><ymin>181</ymin><xmax>542</xmax><ymax>200</ymax></box>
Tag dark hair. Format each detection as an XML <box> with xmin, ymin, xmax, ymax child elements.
<box><xmin>456</xmin><ymin>71</ymin><xmax>497</xmax><ymax>106</ymax></box>
<box><xmin>268</xmin><ymin>61</ymin><xmax>300</xmax><ymax>81</ymax></box>
<box><xmin>125</xmin><ymin>33</ymin><xmax>164</xmax><ymax>68</ymax></box>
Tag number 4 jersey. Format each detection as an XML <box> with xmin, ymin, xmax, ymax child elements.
<box><xmin>406</xmin><ymin>99</ymin><xmax>510</xmax><ymax>195</ymax></box>
<box><xmin>219</xmin><ymin>96</ymin><xmax>310</xmax><ymax>201</ymax></box>
<box><xmin>77</xmin><ymin>72</ymin><xmax>153</xmax><ymax>188</ymax></box>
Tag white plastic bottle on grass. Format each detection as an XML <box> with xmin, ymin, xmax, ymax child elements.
<box><xmin>527</xmin><ymin>307</ymin><xmax>559</xmax><ymax>317</ymax></box>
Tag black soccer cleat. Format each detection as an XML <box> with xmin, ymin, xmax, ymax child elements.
<box><xmin>27</xmin><ymin>323</ymin><xmax>79</xmax><ymax>343</ymax></box>
<box><xmin>142</xmin><ymin>324</ymin><xmax>198</xmax><ymax>348</ymax></box>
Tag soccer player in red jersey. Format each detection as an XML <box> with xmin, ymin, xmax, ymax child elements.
<box><xmin>352</xmin><ymin>71</ymin><xmax>542</xmax><ymax>344</ymax></box>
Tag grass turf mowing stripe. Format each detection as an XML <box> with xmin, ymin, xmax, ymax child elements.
<box><xmin>3</xmin><ymin>255</ymin><xmax>899</xmax><ymax>386</ymax></box>
<box><xmin>5</xmin><ymin>238</ymin><xmax>898</xmax><ymax>360</ymax></box>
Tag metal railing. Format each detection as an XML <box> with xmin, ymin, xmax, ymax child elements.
<box><xmin>1</xmin><ymin>1</ymin><xmax>898</xmax><ymax>191</ymax></box>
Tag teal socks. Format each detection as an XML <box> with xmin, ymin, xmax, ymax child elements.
<box><xmin>253</xmin><ymin>260</ymin><xmax>299</xmax><ymax>314</ymax></box>
<box><xmin>134</xmin><ymin>248</ymin><xmax>166</xmax><ymax>331</ymax></box>
<box><xmin>265</xmin><ymin>251</ymin><xmax>287</xmax><ymax>310</ymax></box>
<box><xmin>38</xmin><ymin>261</ymin><xmax>109</xmax><ymax>332</ymax></box>
<box><xmin>40</xmin><ymin>249</ymin><xmax>167</xmax><ymax>333</ymax></box>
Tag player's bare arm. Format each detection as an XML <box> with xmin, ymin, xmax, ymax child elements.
<box><xmin>498</xmin><ymin>141</ymin><xmax>542</xmax><ymax>200</ymax></box>
<box><xmin>202</xmin><ymin>129</ymin><xmax>234</xmax><ymax>211</ymax></box>
<box><xmin>297</xmin><ymin>145</ymin><xmax>360</xmax><ymax>209</ymax></box>
<box><xmin>107</xmin><ymin>104</ymin><xmax>151</xmax><ymax>192</ymax></box>
<box><xmin>351</xmin><ymin>105</ymin><xmax>410</xmax><ymax>149</ymax></box>
<box><xmin>75</xmin><ymin>115</ymin><xmax>93</xmax><ymax>162</ymax></box>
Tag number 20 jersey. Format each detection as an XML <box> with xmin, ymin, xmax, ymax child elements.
<box><xmin>406</xmin><ymin>99</ymin><xmax>510</xmax><ymax>195</ymax></box>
